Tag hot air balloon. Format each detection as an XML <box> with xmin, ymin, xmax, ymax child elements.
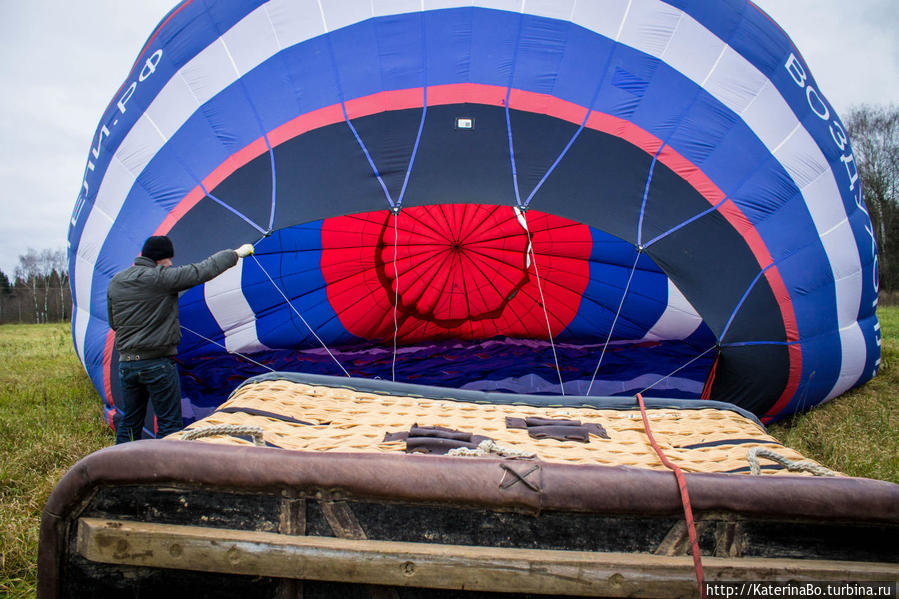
<box><xmin>45</xmin><ymin>5</ymin><xmax>899</xmax><ymax>597</ymax></box>
<box><xmin>68</xmin><ymin>0</ymin><xmax>880</xmax><ymax>436</ymax></box>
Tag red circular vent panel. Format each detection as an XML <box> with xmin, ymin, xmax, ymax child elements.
<box><xmin>321</xmin><ymin>204</ymin><xmax>592</xmax><ymax>344</ymax></box>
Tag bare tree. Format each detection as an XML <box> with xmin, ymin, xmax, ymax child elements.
<box><xmin>845</xmin><ymin>104</ymin><xmax>899</xmax><ymax>292</ymax></box>
<box><xmin>7</xmin><ymin>248</ymin><xmax>70</xmax><ymax>323</ymax></box>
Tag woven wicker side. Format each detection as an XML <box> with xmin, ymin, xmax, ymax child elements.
<box><xmin>173</xmin><ymin>379</ymin><xmax>836</xmax><ymax>475</ymax></box>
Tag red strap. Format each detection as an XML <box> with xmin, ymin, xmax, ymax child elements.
<box><xmin>636</xmin><ymin>393</ymin><xmax>706</xmax><ymax>598</ymax></box>
<box><xmin>700</xmin><ymin>352</ymin><xmax>719</xmax><ymax>400</ymax></box>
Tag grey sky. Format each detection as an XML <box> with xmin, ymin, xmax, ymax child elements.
<box><xmin>0</xmin><ymin>0</ymin><xmax>896</xmax><ymax>277</ymax></box>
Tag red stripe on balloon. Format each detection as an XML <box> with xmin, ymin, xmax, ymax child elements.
<box><xmin>103</xmin><ymin>329</ymin><xmax>117</xmax><ymax>427</ymax></box>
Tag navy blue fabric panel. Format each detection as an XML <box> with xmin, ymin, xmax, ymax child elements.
<box><xmin>710</xmin><ymin>343</ymin><xmax>788</xmax><ymax>414</ymax></box>
<box><xmin>398</xmin><ymin>104</ymin><xmax>517</xmax><ymax>209</ymax></box>
<box><xmin>686</xmin><ymin>321</ymin><xmax>717</xmax><ymax>350</ymax></box>
<box><xmin>167</xmin><ymin>197</ymin><xmax>262</xmax><ymax>265</ymax></box>
<box><xmin>269</xmin><ymin>119</ymin><xmax>397</xmax><ymax>227</ymax></box>
<box><xmin>351</xmin><ymin>107</ymin><xmax>426</xmax><ymax>204</ymax></box>
<box><xmin>720</xmin><ymin>273</ymin><xmax>787</xmax><ymax>344</ymax></box>
<box><xmin>508</xmin><ymin>109</ymin><xmax>582</xmax><ymax>203</ymax></box>
<box><xmin>525</xmin><ymin>123</ymin><xmax>651</xmax><ymax>244</ymax></box>
<box><xmin>206</xmin><ymin>151</ymin><xmax>273</xmax><ymax>231</ymax></box>
<box><xmin>640</xmin><ymin>158</ymin><xmax>719</xmax><ymax>248</ymax></box>
<box><xmin>646</xmin><ymin>208</ymin><xmax>784</xmax><ymax>342</ymax></box>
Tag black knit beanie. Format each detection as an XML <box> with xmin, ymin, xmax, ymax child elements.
<box><xmin>141</xmin><ymin>236</ymin><xmax>175</xmax><ymax>261</ymax></box>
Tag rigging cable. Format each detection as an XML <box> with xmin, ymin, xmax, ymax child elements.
<box><xmin>250</xmin><ymin>254</ymin><xmax>351</xmax><ymax>377</ymax></box>
<box><xmin>516</xmin><ymin>207</ymin><xmax>565</xmax><ymax>394</ymax></box>
<box><xmin>586</xmin><ymin>249</ymin><xmax>642</xmax><ymax>396</ymax></box>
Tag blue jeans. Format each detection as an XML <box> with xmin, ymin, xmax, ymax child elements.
<box><xmin>115</xmin><ymin>357</ymin><xmax>182</xmax><ymax>444</ymax></box>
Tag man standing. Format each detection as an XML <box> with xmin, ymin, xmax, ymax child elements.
<box><xmin>107</xmin><ymin>235</ymin><xmax>255</xmax><ymax>444</ymax></box>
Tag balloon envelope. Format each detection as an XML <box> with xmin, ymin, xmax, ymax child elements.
<box><xmin>69</xmin><ymin>0</ymin><xmax>880</xmax><ymax>432</ymax></box>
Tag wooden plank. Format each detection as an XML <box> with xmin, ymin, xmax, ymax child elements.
<box><xmin>76</xmin><ymin>518</ymin><xmax>899</xmax><ymax>598</ymax></box>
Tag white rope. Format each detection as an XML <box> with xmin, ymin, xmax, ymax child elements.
<box><xmin>587</xmin><ymin>250</ymin><xmax>641</xmax><ymax>396</ymax></box>
<box><xmin>249</xmin><ymin>254</ymin><xmax>350</xmax><ymax>377</ymax></box>
<box><xmin>181</xmin><ymin>424</ymin><xmax>266</xmax><ymax>446</ymax></box>
<box><xmin>392</xmin><ymin>209</ymin><xmax>400</xmax><ymax>382</ymax></box>
<box><xmin>181</xmin><ymin>325</ymin><xmax>275</xmax><ymax>372</ymax></box>
<box><xmin>447</xmin><ymin>439</ymin><xmax>536</xmax><ymax>458</ymax></box>
<box><xmin>637</xmin><ymin>344</ymin><xmax>718</xmax><ymax>395</ymax></box>
<box><xmin>516</xmin><ymin>207</ymin><xmax>565</xmax><ymax>395</ymax></box>
<box><xmin>747</xmin><ymin>447</ymin><xmax>837</xmax><ymax>477</ymax></box>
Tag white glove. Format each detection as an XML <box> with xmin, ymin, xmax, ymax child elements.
<box><xmin>235</xmin><ymin>243</ymin><xmax>254</xmax><ymax>258</ymax></box>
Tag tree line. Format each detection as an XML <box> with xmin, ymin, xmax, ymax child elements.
<box><xmin>0</xmin><ymin>248</ymin><xmax>71</xmax><ymax>324</ymax></box>
<box><xmin>846</xmin><ymin>104</ymin><xmax>899</xmax><ymax>295</ymax></box>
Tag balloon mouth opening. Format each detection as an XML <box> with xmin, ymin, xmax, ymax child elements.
<box><xmin>170</xmin><ymin>204</ymin><xmax>719</xmax><ymax>423</ymax></box>
<box><xmin>175</xmin><ymin>336</ymin><xmax>716</xmax><ymax>424</ymax></box>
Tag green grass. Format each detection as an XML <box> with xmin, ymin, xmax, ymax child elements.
<box><xmin>0</xmin><ymin>323</ymin><xmax>113</xmax><ymax>598</ymax></box>
<box><xmin>768</xmin><ymin>307</ymin><xmax>899</xmax><ymax>482</ymax></box>
<box><xmin>0</xmin><ymin>317</ymin><xmax>896</xmax><ymax>597</ymax></box>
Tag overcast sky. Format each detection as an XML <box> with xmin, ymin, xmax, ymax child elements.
<box><xmin>0</xmin><ymin>0</ymin><xmax>896</xmax><ymax>277</ymax></box>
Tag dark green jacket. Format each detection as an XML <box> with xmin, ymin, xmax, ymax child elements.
<box><xmin>107</xmin><ymin>250</ymin><xmax>238</xmax><ymax>360</ymax></box>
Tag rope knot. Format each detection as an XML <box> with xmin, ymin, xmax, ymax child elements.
<box><xmin>447</xmin><ymin>439</ymin><xmax>536</xmax><ymax>459</ymax></box>
<box><xmin>747</xmin><ymin>447</ymin><xmax>836</xmax><ymax>476</ymax></box>
<box><xmin>180</xmin><ymin>424</ymin><xmax>266</xmax><ymax>446</ymax></box>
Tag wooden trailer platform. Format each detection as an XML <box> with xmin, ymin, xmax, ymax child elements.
<box><xmin>39</xmin><ymin>374</ymin><xmax>899</xmax><ymax>598</ymax></box>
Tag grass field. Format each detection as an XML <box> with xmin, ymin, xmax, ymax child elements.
<box><xmin>1</xmin><ymin>317</ymin><xmax>897</xmax><ymax>597</ymax></box>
